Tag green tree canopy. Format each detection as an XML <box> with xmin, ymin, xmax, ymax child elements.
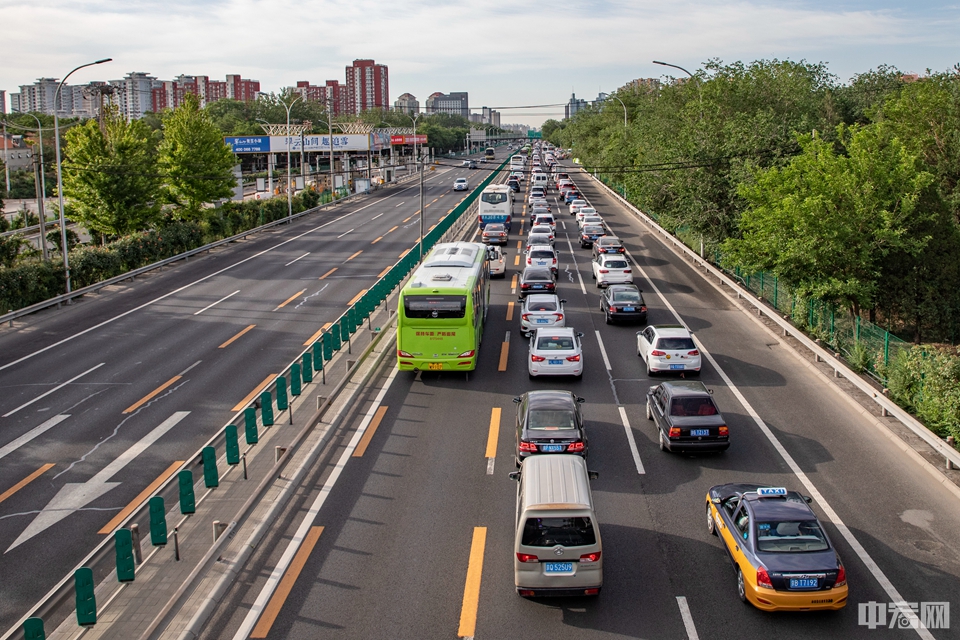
<box><xmin>62</xmin><ymin>107</ymin><xmax>161</xmax><ymax>236</ymax></box>
<box><xmin>158</xmin><ymin>93</ymin><xmax>237</xmax><ymax>217</ymax></box>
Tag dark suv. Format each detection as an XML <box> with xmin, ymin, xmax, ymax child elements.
<box><xmin>646</xmin><ymin>380</ymin><xmax>729</xmax><ymax>453</ymax></box>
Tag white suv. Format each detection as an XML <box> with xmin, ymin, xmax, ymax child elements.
<box><xmin>636</xmin><ymin>325</ymin><xmax>702</xmax><ymax>376</ymax></box>
<box><xmin>592</xmin><ymin>255</ymin><xmax>633</xmax><ymax>288</ymax></box>
<box><xmin>454</xmin><ymin>178</ymin><xmax>469</xmax><ymax>191</ymax></box>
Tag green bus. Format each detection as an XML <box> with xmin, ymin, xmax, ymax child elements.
<box><xmin>397</xmin><ymin>242</ymin><xmax>490</xmax><ymax>372</ymax></box>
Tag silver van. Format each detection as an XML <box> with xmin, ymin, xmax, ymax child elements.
<box><xmin>509</xmin><ymin>455</ymin><xmax>602</xmax><ymax>597</ymax></box>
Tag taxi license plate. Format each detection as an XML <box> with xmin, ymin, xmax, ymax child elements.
<box><xmin>623</xmin><ymin>307</ymin><xmax>635</xmax><ymax>311</ymax></box>
<box><xmin>691</xmin><ymin>429</ymin><xmax>710</xmax><ymax>437</ymax></box>
<box><xmin>537</xmin><ymin>319</ymin><xmax>549</xmax><ymax>323</ymax></box>
<box><xmin>790</xmin><ymin>578</ymin><xmax>819</xmax><ymax>589</ymax></box>
<box><xmin>544</xmin><ymin>562</ymin><xmax>573</xmax><ymax>573</ymax></box>
<box><xmin>548</xmin><ymin>359</ymin><xmax>563</xmax><ymax>365</ymax></box>
<box><xmin>540</xmin><ymin>444</ymin><xmax>564</xmax><ymax>452</ymax></box>
<box><xmin>428</xmin><ymin>363</ymin><xmax>443</xmax><ymax>371</ymax></box>
<box><xmin>670</xmin><ymin>364</ymin><xmax>684</xmax><ymax>370</ymax></box>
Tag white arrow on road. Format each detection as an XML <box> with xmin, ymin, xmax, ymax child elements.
<box><xmin>6</xmin><ymin>411</ymin><xmax>190</xmax><ymax>552</ymax></box>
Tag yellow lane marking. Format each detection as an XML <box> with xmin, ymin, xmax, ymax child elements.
<box><xmin>319</xmin><ymin>267</ymin><xmax>337</xmax><ymax>280</ymax></box>
<box><xmin>0</xmin><ymin>463</ymin><xmax>55</xmax><ymax>506</ymax></box>
<box><xmin>276</xmin><ymin>289</ymin><xmax>306</xmax><ymax>310</ymax></box>
<box><xmin>399</xmin><ymin>249</ymin><xmax>410</xmax><ymax>258</ymax></box>
<box><xmin>353</xmin><ymin>405</ymin><xmax>388</xmax><ymax>458</ymax></box>
<box><xmin>506</xmin><ymin>301</ymin><xmax>515</xmax><ymax>321</ymax></box>
<box><xmin>347</xmin><ymin>289</ymin><xmax>368</xmax><ymax>306</ymax></box>
<box><xmin>514</xmin><ymin>255</ymin><xmax>520</xmax><ymax>266</ymax></box>
<box><xmin>428</xmin><ymin>224</ymin><xmax>437</xmax><ymax>231</ymax></box>
<box><xmin>303</xmin><ymin>322</ymin><xmax>333</xmax><ymax>346</ymax></box>
<box><xmin>232</xmin><ymin>374</ymin><xmax>276</xmax><ymax>412</ymax></box>
<box><xmin>98</xmin><ymin>461</ymin><xmax>183</xmax><ymax>534</ymax></box>
<box><xmin>510</xmin><ymin>274</ymin><xmax>518</xmax><ymax>294</ymax></box>
<box><xmin>457</xmin><ymin>527</ymin><xmax>488</xmax><ymax>638</ymax></box>
<box><xmin>220</xmin><ymin>324</ymin><xmax>256</xmax><ymax>349</ymax></box>
<box><xmin>516</xmin><ymin>240</ymin><xmax>522</xmax><ymax>250</ymax></box>
<box><xmin>346</xmin><ymin>250</ymin><xmax>363</xmax><ymax>262</ymax></box>
<box><xmin>378</xmin><ymin>266</ymin><xmax>391</xmax><ymax>278</ymax></box>
<box><xmin>123</xmin><ymin>376</ymin><xmax>182</xmax><ymax>414</ymax></box>
<box><xmin>438</xmin><ymin>194</ymin><xmax>445</xmax><ymax>198</ymax></box>
<box><xmin>371</xmin><ymin>236</ymin><xmax>383</xmax><ymax>244</ymax></box>
<box><xmin>386</xmin><ymin>225</ymin><xmax>398</xmax><ymax>234</ymax></box>
<box><xmin>251</xmin><ymin>526</ymin><xmax>325</xmax><ymax>638</ymax></box>
<box><xmin>485</xmin><ymin>408</ymin><xmax>501</xmax><ymax>458</ymax></box>
<box><xmin>448</xmin><ymin>208</ymin><xmax>455</xmax><ymax>214</ymax></box>
<box><xmin>498</xmin><ymin>341</ymin><xmax>510</xmax><ymax>372</ymax></box>
<box><xmin>430</xmin><ymin>198</ymin><xmax>438</xmax><ymax>203</ymax></box>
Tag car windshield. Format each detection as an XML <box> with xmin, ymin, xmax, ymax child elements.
<box><xmin>530</xmin><ymin>250</ymin><xmax>554</xmax><ymax>259</ymax></box>
<box><xmin>612</xmin><ymin>291</ymin><xmax>641</xmax><ymax>302</ymax></box>
<box><xmin>481</xmin><ymin>192</ymin><xmax>508</xmax><ymax>204</ymax></box>
<box><xmin>583</xmin><ymin>226</ymin><xmax>604</xmax><ymax>234</ymax></box>
<box><xmin>527</xmin><ymin>409</ymin><xmax>577</xmax><ymax>430</ymax></box>
<box><xmin>527</xmin><ymin>300</ymin><xmax>558</xmax><ymax>312</ymax></box>
<box><xmin>485</xmin><ymin>224</ymin><xmax>504</xmax><ymax>232</ymax></box>
<box><xmin>455</xmin><ymin>179</ymin><xmax>466</xmax><ymax>183</ymax></box>
<box><xmin>522</xmin><ymin>517</ymin><xmax>596</xmax><ymax>547</ymax></box>
<box><xmin>531</xmin><ymin>226</ymin><xmax>552</xmax><ymax>234</ymax></box>
<box><xmin>669</xmin><ymin>397</ymin><xmax>717</xmax><ymax>416</ymax></box>
<box><xmin>657</xmin><ymin>337</ymin><xmax>696</xmax><ymax>350</ymax></box>
<box><xmin>603</xmin><ymin>260</ymin><xmax>628</xmax><ymax>268</ymax></box>
<box><xmin>536</xmin><ymin>336</ymin><xmax>575</xmax><ymax>350</ymax></box>
<box><xmin>757</xmin><ymin>520</ymin><xmax>830</xmax><ymax>552</ymax></box>
<box><xmin>524</xmin><ymin>270</ymin><xmax>552</xmax><ymax>281</ymax></box>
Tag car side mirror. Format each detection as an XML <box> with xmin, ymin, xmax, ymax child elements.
<box><xmin>577</xmin><ymin>397</ymin><xmax>586</xmax><ymax>403</ymax></box>
<box><xmin>560</xmin><ymin>299</ymin><xmax>567</xmax><ymax>304</ymax></box>
<box><xmin>577</xmin><ymin>332</ymin><xmax>584</xmax><ymax>338</ymax></box>
<box><xmin>588</xmin><ymin>471</ymin><xmax>600</xmax><ymax>480</ymax></box>
<box><xmin>803</xmin><ymin>495</ymin><xmax>812</xmax><ymax>503</ymax></box>
<box><xmin>513</xmin><ymin>396</ymin><xmax>521</xmax><ymax>403</ymax></box>
<box><xmin>508</xmin><ymin>471</ymin><xmax>521</xmax><ymax>481</ymax></box>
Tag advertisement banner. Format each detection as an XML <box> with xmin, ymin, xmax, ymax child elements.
<box><xmin>224</xmin><ymin>136</ymin><xmax>270</xmax><ymax>153</ymax></box>
<box><xmin>225</xmin><ymin>135</ymin><xmax>372</xmax><ymax>153</ymax></box>
<box><xmin>390</xmin><ymin>135</ymin><xmax>428</xmax><ymax>146</ymax></box>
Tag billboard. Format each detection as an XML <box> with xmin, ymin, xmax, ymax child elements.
<box><xmin>390</xmin><ymin>134</ymin><xmax>428</xmax><ymax>146</ymax></box>
<box><xmin>224</xmin><ymin>135</ymin><xmax>373</xmax><ymax>153</ymax></box>
<box><xmin>225</xmin><ymin>136</ymin><xmax>270</xmax><ymax>153</ymax></box>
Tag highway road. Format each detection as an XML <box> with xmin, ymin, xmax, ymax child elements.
<box><xmin>0</xmin><ymin>151</ymin><xmax>509</xmax><ymax>631</ymax></box>
<box><xmin>199</xmin><ymin>162</ymin><xmax>960</xmax><ymax>639</ymax></box>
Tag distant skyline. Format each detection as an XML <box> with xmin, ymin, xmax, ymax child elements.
<box><xmin>2</xmin><ymin>1</ymin><xmax>959</xmax><ymax>127</ymax></box>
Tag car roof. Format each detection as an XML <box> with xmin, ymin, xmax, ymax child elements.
<box><xmin>607</xmin><ymin>284</ymin><xmax>639</xmax><ymax>293</ymax></box>
<box><xmin>597</xmin><ymin>236</ymin><xmax>620</xmax><ymax>244</ymax></box>
<box><xmin>744</xmin><ymin>494</ymin><xmax>819</xmax><ymax>521</ymax></box>
<box><xmin>520</xmin><ymin>455</ymin><xmax>592</xmax><ymax>510</ymax></box>
<box><xmin>533</xmin><ymin>326</ymin><xmax>577</xmax><ymax>338</ymax></box>
<box><xmin>658</xmin><ymin>380</ymin><xmax>711</xmax><ymax>396</ymax></box>
<box><xmin>583</xmin><ymin>225</ymin><xmax>604</xmax><ymax>232</ymax></box>
<box><xmin>526</xmin><ymin>293</ymin><xmax>559</xmax><ymax>304</ymax></box>
<box><xmin>524</xmin><ymin>389</ymin><xmax>578</xmax><ymax>408</ymax></box>
<box><xmin>650</xmin><ymin>324</ymin><xmax>691</xmax><ymax>337</ymax></box>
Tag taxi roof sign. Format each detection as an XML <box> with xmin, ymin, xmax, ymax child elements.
<box><xmin>757</xmin><ymin>487</ymin><xmax>788</xmax><ymax>497</ymax></box>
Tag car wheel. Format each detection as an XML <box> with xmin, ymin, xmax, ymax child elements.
<box><xmin>736</xmin><ymin>567</ymin><xmax>747</xmax><ymax>603</ymax></box>
<box><xmin>646</xmin><ymin>360</ymin><xmax>656</xmax><ymax>377</ymax></box>
<box><xmin>605</xmin><ymin>311</ymin><xmax>611</xmax><ymax>324</ymax></box>
<box><xmin>658</xmin><ymin>430</ymin><xmax>667</xmax><ymax>451</ymax></box>
<box><xmin>591</xmin><ymin>273</ymin><xmax>596</xmax><ymax>280</ymax></box>
<box><xmin>528</xmin><ymin>372</ymin><xmax>535</xmax><ymax>380</ymax></box>
<box><xmin>707</xmin><ymin>504</ymin><xmax>717</xmax><ymax>536</ymax></box>
<box><xmin>645</xmin><ymin>400</ymin><xmax>652</xmax><ymax>420</ymax></box>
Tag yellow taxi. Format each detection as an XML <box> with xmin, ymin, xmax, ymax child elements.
<box><xmin>705</xmin><ymin>484</ymin><xmax>848</xmax><ymax>611</ymax></box>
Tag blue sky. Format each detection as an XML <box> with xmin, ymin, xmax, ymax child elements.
<box><xmin>2</xmin><ymin>0</ymin><xmax>958</xmax><ymax>126</ymax></box>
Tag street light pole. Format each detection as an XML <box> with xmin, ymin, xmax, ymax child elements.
<box><xmin>653</xmin><ymin>60</ymin><xmax>702</xmax><ymax>115</ymax></box>
<box><xmin>326</xmin><ymin>97</ymin><xmax>335</xmax><ymax>199</ymax></box>
<box><xmin>280</xmin><ymin>94</ymin><xmax>302</xmax><ymax>222</ymax></box>
<box><xmin>611</xmin><ymin>95</ymin><xmax>628</xmax><ymax>128</ymax></box>
<box><xmin>2</xmin><ymin>119</ymin><xmax>9</xmax><ymax>194</ymax></box>
<box><xmin>54</xmin><ymin>57</ymin><xmax>112</xmax><ymax>294</ymax></box>
<box><xmin>13</xmin><ymin>109</ymin><xmax>49</xmax><ymax>259</ymax></box>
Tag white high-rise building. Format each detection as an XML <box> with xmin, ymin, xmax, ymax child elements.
<box><xmin>114</xmin><ymin>72</ymin><xmax>158</xmax><ymax>121</ymax></box>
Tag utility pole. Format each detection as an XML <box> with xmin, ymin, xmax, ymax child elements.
<box><xmin>2</xmin><ymin>119</ymin><xmax>9</xmax><ymax>194</ymax></box>
<box><xmin>326</xmin><ymin>96</ymin><xmax>335</xmax><ymax>197</ymax></box>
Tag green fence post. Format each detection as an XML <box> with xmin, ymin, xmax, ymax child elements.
<box><xmin>809</xmin><ymin>299</ymin><xmax>814</xmax><ymax>328</ymax></box>
<box><xmin>884</xmin><ymin>331</ymin><xmax>890</xmax><ymax>367</ymax></box>
<box><xmin>773</xmin><ymin>277</ymin><xmax>778</xmax><ymax>309</ymax></box>
<box><xmin>225</xmin><ymin>425</ymin><xmax>240</xmax><ymax>465</ymax></box>
<box><xmin>178</xmin><ymin>470</ymin><xmax>196</xmax><ymax>514</ymax></box>
<box><xmin>855</xmin><ymin>315</ymin><xmax>861</xmax><ymax>343</ymax></box>
<box><xmin>23</xmin><ymin>618</ymin><xmax>44</xmax><ymax>640</ymax></box>
<box><xmin>330</xmin><ymin>324</ymin><xmax>342</xmax><ymax>352</ymax></box>
<box><xmin>830</xmin><ymin>309</ymin><xmax>835</xmax><ymax>342</ymax></box>
<box><xmin>114</xmin><ymin>529</ymin><xmax>135</xmax><ymax>583</ymax></box>
<box><xmin>149</xmin><ymin>496</ymin><xmax>167</xmax><ymax>546</ymax></box>
<box><xmin>202</xmin><ymin>446</ymin><xmax>219</xmax><ymax>488</ymax></box>
<box><xmin>276</xmin><ymin>376</ymin><xmax>288</xmax><ymax>411</ymax></box>
<box><xmin>759</xmin><ymin>272</ymin><xmax>764</xmax><ymax>296</ymax></box>
<box><xmin>244</xmin><ymin>408</ymin><xmax>258</xmax><ymax>444</ymax></box>
<box><xmin>75</xmin><ymin>568</ymin><xmax>96</xmax><ymax>626</ymax></box>
<box><xmin>291</xmin><ymin>364</ymin><xmax>302</xmax><ymax>396</ymax></box>
<box><xmin>260</xmin><ymin>391</ymin><xmax>274</xmax><ymax>426</ymax></box>
<box><xmin>341</xmin><ymin>315</ymin><xmax>351</xmax><ymax>342</ymax></box>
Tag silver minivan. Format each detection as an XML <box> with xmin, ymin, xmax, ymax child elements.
<box><xmin>510</xmin><ymin>455</ymin><xmax>602</xmax><ymax>597</ymax></box>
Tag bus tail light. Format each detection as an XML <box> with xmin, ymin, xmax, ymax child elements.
<box><xmin>397</xmin><ymin>349</ymin><xmax>413</xmax><ymax>357</ymax></box>
<box><xmin>566</xmin><ymin>355</ymin><xmax>581</xmax><ymax>362</ymax></box>
<box><xmin>458</xmin><ymin>350</ymin><xmax>475</xmax><ymax>358</ymax></box>
<box><xmin>531</xmin><ymin>354</ymin><xmax>546</xmax><ymax>362</ymax></box>
<box><xmin>517</xmin><ymin>553</ymin><xmax>539</xmax><ymax>563</ymax></box>
<box><xmin>668</xmin><ymin>427</ymin><xmax>681</xmax><ymax>438</ymax></box>
<box><xmin>579</xmin><ymin>551</ymin><xmax>601</xmax><ymax>563</ymax></box>
<box><xmin>567</xmin><ymin>441</ymin><xmax>585</xmax><ymax>452</ymax></box>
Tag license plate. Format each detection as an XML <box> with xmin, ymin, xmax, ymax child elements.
<box><xmin>623</xmin><ymin>307</ymin><xmax>635</xmax><ymax>312</ymax></box>
<box><xmin>670</xmin><ymin>364</ymin><xmax>684</xmax><ymax>370</ymax></box>
<box><xmin>691</xmin><ymin>429</ymin><xmax>710</xmax><ymax>437</ymax></box>
<box><xmin>533</xmin><ymin>285</ymin><xmax>544</xmax><ymax>289</ymax></box>
<box><xmin>544</xmin><ymin>562</ymin><xmax>574</xmax><ymax>573</ymax></box>
<box><xmin>536</xmin><ymin>319</ymin><xmax>549</xmax><ymax>324</ymax></box>
<box><xmin>540</xmin><ymin>444</ymin><xmax>564</xmax><ymax>452</ymax></box>
<box><xmin>428</xmin><ymin>363</ymin><xmax>443</xmax><ymax>371</ymax></box>
<box><xmin>790</xmin><ymin>578</ymin><xmax>819</xmax><ymax>589</ymax></box>
<box><xmin>548</xmin><ymin>359</ymin><xmax>563</xmax><ymax>365</ymax></box>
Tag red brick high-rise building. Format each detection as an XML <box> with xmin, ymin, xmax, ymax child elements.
<box><xmin>150</xmin><ymin>74</ymin><xmax>260</xmax><ymax>112</ymax></box>
<box><xmin>344</xmin><ymin>59</ymin><xmax>389</xmax><ymax>115</ymax></box>
<box><xmin>291</xmin><ymin>80</ymin><xmax>346</xmax><ymax>116</ymax></box>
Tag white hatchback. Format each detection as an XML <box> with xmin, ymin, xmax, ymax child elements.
<box><xmin>520</xmin><ymin>294</ymin><xmax>566</xmax><ymax>337</ymax></box>
<box><xmin>636</xmin><ymin>324</ymin><xmax>702</xmax><ymax>376</ymax></box>
<box><xmin>576</xmin><ymin>207</ymin><xmax>597</xmax><ymax>224</ymax></box>
<box><xmin>528</xmin><ymin>327</ymin><xmax>584</xmax><ymax>379</ymax></box>
<box><xmin>592</xmin><ymin>255</ymin><xmax>633</xmax><ymax>288</ymax></box>
<box><xmin>578</xmin><ymin>214</ymin><xmax>604</xmax><ymax>230</ymax></box>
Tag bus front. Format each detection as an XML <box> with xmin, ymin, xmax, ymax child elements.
<box><xmin>397</xmin><ymin>288</ymin><xmax>479</xmax><ymax>372</ymax></box>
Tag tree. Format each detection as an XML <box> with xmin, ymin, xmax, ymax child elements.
<box><xmin>62</xmin><ymin>106</ymin><xmax>162</xmax><ymax>236</ymax></box>
<box><xmin>542</xmin><ymin>119</ymin><xmax>565</xmax><ymax>142</ymax></box>
<box><xmin>158</xmin><ymin>94</ymin><xmax>237</xmax><ymax>217</ymax></box>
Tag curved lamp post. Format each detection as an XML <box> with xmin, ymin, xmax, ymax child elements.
<box><xmin>54</xmin><ymin>57</ymin><xmax>112</xmax><ymax>294</ymax></box>
<box><xmin>10</xmin><ymin>109</ymin><xmax>49</xmax><ymax>259</ymax></box>
<box><xmin>399</xmin><ymin>112</ymin><xmax>425</xmax><ymax>262</ymax></box>
<box><xmin>279</xmin><ymin>94</ymin><xmax>302</xmax><ymax>221</ymax></box>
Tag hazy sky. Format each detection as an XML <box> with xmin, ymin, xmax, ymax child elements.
<box><xmin>2</xmin><ymin>0</ymin><xmax>958</xmax><ymax>127</ymax></box>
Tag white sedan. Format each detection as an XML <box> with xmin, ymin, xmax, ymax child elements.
<box><xmin>528</xmin><ymin>327</ymin><xmax>584</xmax><ymax>379</ymax></box>
<box><xmin>569</xmin><ymin>199</ymin><xmax>588</xmax><ymax>215</ymax></box>
<box><xmin>520</xmin><ymin>294</ymin><xmax>566</xmax><ymax>337</ymax></box>
<box><xmin>454</xmin><ymin>178</ymin><xmax>469</xmax><ymax>191</ymax></box>
<box><xmin>636</xmin><ymin>324</ymin><xmax>702</xmax><ymax>376</ymax></box>
<box><xmin>486</xmin><ymin>245</ymin><xmax>506</xmax><ymax>278</ymax></box>
<box><xmin>592</xmin><ymin>255</ymin><xmax>633</xmax><ymax>288</ymax></box>
<box><xmin>576</xmin><ymin>207</ymin><xmax>598</xmax><ymax>225</ymax></box>
<box><xmin>578</xmin><ymin>214</ymin><xmax>604</xmax><ymax>231</ymax></box>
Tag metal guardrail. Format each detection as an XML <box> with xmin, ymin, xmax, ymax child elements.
<box><xmin>584</xmin><ymin>171</ymin><xmax>960</xmax><ymax>472</ymax></box>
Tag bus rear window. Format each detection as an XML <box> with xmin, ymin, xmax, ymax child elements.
<box><xmin>481</xmin><ymin>193</ymin><xmax>509</xmax><ymax>204</ymax></box>
<box><xmin>403</xmin><ymin>295</ymin><xmax>466</xmax><ymax>319</ymax></box>
<box><xmin>522</xmin><ymin>517</ymin><xmax>596</xmax><ymax>547</ymax></box>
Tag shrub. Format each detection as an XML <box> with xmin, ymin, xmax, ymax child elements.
<box><xmin>0</xmin><ymin>261</ymin><xmax>63</xmax><ymax>310</ymax></box>
<box><xmin>885</xmin><ymin>346</ymin><xmax>960</xmax><ymax>443</ymax></box>
<box><xmin>70</xmin><ymin>245</ymin><xmax>124</xmax><ymax>288</ymax></box>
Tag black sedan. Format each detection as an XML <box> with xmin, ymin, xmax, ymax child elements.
<box><xmin>646</xmin><ymin>380</ymin><xmax>729</xmax><ymax>452</ymax></box>
<box><xmin>518</xmin><ymin>266</ymin><xmax>556</xmax><ymax>298</ymax></box>
<box><xmin>600</xmin><ymin>284</ymin><xmax>647</xmax><ymax>324</ymax></box>
<box><xmin>513</xmin><ymin>390</ymin><xmax>587</xmax><ymax>467</ymax></box>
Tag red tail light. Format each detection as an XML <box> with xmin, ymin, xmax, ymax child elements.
<box><xmin>554</xmin><ymin>313</ymin><xmax>563</xmax><ymax>321</ymax></box>
<box><xmin>650</xmin><ymin>350</ymin><xmax>666</xmax><ymax>356</ymax></box>
<box><xmin>668</xmin><ymin>427</ymin><xmax>681</xmax><ymax>438</ymax></box>
<box><xmin>397</xmin><ymin>349</ymin><xmax>413</xmax><ymax>357</ymax></box>
<box><xmin>531</xmin><ymin>354</ymin><xmax>546</xmax><ymax>362</ymax></box>
<box><xmin>719</xmin><ymin>426</ymin><xmax>729</xmax><ymax>436</ymax></box>
<box><xmin>579</xmin><ymin>551</ymin><xmax>601</xmax><ymax>563</ymax></box>
<box><xmin>609</xmin><ymin>307</ymin><xmax>616</xmax><ymax>313</ymax></box>
<box><xmin>834</xmin><ymin>563</ymin><xmax>847</xmax><ymax>587</ymax></box>
<box><xmin>552</xmin><ymin>258</ymin><xmax>557</xmax><ymax>264</ymax></box>
<box><xmin>526</xmin><ymin>257</ymin><xmax>532</xmax><ymax>265</ymax></box>
<box><xmin>599</xmin><ymin>269</ymin><xmax>609</xmax><ymax>274</ymax></box>
<box><xmin>641</xmin><ymin>306</ymin><xmax>647</xmax><ymax>312</ymax></box>
<box><xmin>458</xmin><ymin>350</ymin><xmax>475</xmax><ymax>358</ymax></box>
<box><xmin>688</xmin><ymin>350</ymin><xmax>700</xmax><ymax>356</ymax></box>
<box><xmin>566</xmin><ymin>354</ymin><xmax>581</xmax><ymax>362</ymax></box>
<box><xmin>623</xmin><ymin>270</ymin><xmax>631</xmax><ymax>273</ymax></box>
<box><xmin>519</xmin><ymin>441</ymin><xmax>538</xmax><ymax>452</ymax></box>
<box><xmin>567</xmin><ymin>441</ymin><xmax>585</xmax><ymax>452</ymax></box>
<box><xmin>757</xmin><ymin>566</ymin><xmax>774</xmax><ymax>589</ymax></box>
<box><xmin>521</xmin><ymin>314</ymin><xmax>531</xmax><ymax>321</ymax></box>
<box><xmin>517</xmin><ymin>553</ymin><xmax>539</xmax><ymax>563</ymax></box>
<box><xmin>521</xmin><ymin>283</ymin><xmax>530</xmax><ymax>289</ymax></box>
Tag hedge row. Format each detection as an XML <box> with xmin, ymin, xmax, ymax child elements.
<box><xmin>0</xmin><ymin>190</ymin><xmax>325</xmax><ymax>312</ymax></box>
<box><xmin>882</xmin><ymin>346</ymin><xmax>960</xmax><ymax>444</ymax></box>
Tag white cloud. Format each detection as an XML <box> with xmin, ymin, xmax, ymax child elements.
<box><xmin>2</xmin><ymin>0</ymin><xmax>958</xmax><ymax>126</ymax></box>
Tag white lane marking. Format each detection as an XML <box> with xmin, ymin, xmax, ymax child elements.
<box><xmin>618</xmin><ymin>406</ymin><xmax>645</xmax><ymax>474</ymax></box>
<box><xmin>7</xmin><ymin>411</ymin><xmax>190</xmax><ymax>551</ymax></box>
<box><xmin>395</xmin><ymin>202</ymin><xmax>404</xmax><ymax>207</ymax></box>
<box><xmin>231</xmin><ymin>366</ymin><xmax>400</xmax><ymax>640</ymax></box>
<box><xmin>560</xmin><ymin>220</ymin><xmax>566</xmax><ymax>230</ymax></box>
<box><xmin>2</xmin><ymin>363</ymin><xmax>105</xmax><ymax>418</ymax></box>
<box><xmin>676</xmin><ymin>596</ymin><xmax>700</xmax><ymax>640</ymax></box>
<box><xmin>631</xmin><ymin>255</ymin><xmax>934</xmax><ymax>639</ymax></box>
<box><xmin>564</xmin><ymin>236</ymin><xmax>587</xmax><ymax>294</ymax></box>
<box><xmin>486</xmin><ymin>458</ymin><xmax>495</xmax><ymax>475</ymax></box>
<box><xmin>0</xmin><ymin>202</ymin><xmax>380</xmax><ymax>373</ymax></box>
<box><xmin>594</xmin><ymin>330</ymin><xmax>613</xmax><ymax>371</ymax></box>
<box><xmin>371</xmin><ymin>213</ymin><xmax>383</xmax><ymax>220</ymax></box>
<box><xmin>284</xmin><ymin>252</ymin><xmax>310</xmax><ymax>267</ymax></box>
<box><xmin>0</xmin><ymin>414</ymin><xmax>70</xmax><ymax>460</ymax></box>
<box><xmin>178</xmin><ymin>360</ymin><xmax>202</xmax><ymax>376</ymax></box>
<box><xmin>193</xmin><ymin>289</ymin><xmax>240</xmax><ymax>315</ymax></box>
<box><xmin>337</xmin><ymin>228</ymin><xmax>354</xmax><ymax>239</ymax></box>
